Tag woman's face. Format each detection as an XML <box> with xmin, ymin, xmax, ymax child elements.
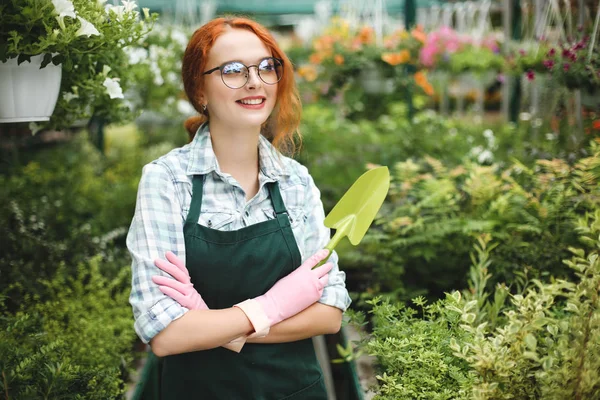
<box><xmin>202</xmin><ymin>28</ymin><xmax>279</xmax><ymax>130</ymax></box>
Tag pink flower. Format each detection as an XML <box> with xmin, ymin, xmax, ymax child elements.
<box><xmin>543</xmin><ymin>60</ymin><xmax>555</xmax><ymax>69</ymax></box>
<box><xmin>446</xmin><ymin>41</ymin><xmax>460</xmax><ymax>53</ymax></box>
<box><xmin>526</xmin><ymin>70</ymin><xmax>535</xmax><ymax>81</ymax></box>
<box><xmin>420</xmin><ymin>46</ymin><xmax>437</xmax><ymax>67</ymax></box>
<box><xmin>563</xmin><ymin>63</ymin><xmax>571</xmax><ymax>72</ymax></box>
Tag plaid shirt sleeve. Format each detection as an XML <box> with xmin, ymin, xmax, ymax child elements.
<box><xmin>126</xmin><ymin>162</ymin><xmax>189</xmax><ymax>344</ymax></box>
<box><xmin>302</xmin><ymin>172</ymin><xmax>352</xmax><ymax>312</ymax></box>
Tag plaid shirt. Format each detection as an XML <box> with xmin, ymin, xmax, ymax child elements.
<box><xmin>127</xmin><ymin>124</ymin><xmax>352</xmax><ymax>344</ymax></box>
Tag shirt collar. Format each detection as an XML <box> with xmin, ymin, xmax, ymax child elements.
<box><xmin>186</xmin><ymin>123</ymin><xmax>289</xmax><ymax>179</ymax></box>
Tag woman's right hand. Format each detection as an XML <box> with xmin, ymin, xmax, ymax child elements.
<box><xmin>152</xmin><ymin>251</ymin><xmax>209</xmax><ymax>311</ymax></box>
<box><xmin>234</xmin><ymin>249</ymin><xmax>333</xmax><ymax>334</ymax></box>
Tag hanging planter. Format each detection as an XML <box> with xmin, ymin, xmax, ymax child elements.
<box><xmin>0</xmin><ymin>55</ymin><xmax>62</xmax><ymax>123</ymax></box>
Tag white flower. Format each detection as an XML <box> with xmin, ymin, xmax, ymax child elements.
<box><xmin>477</xmin><ymin>150</ymin><xmax>494</xmax><ymax>164</ymax></box>
<box><xmin>170</xmin><ymin>29</ymin><xmax>189</xmax><ymax>49</ymax></box>
<box><xmin>150</xmin><ymin>61</ymin><xmax>164</xmax><ymax>85</ymax></box>
<box><xmin>546</xmin><ymin>133</ymin><xmax>557</xmax><ymax>141</ymax></box>
<box><xmin>103</xmin><ymin>77</ymin><xmax>124</xmax><ymax>99</ymax></box>
<box><xmin>483</xmin><ymin>129</ymin><xmax>494</xmax><ymax>139</ymax></box>
<box><xmin>102</xmin><ymin>65</ymin><xmax>112</xmax><ymax>76</ymax></box>
<box><xmin>470</xmin><ymin>146</ymin><xmax>484</xmax><ymax>156</ymax></box>
<box><xmin>519</xmin><ymin>112</ymin><xmax>532</xmax><ymax>121</ymax></box>
<box><xmin>29</xmin><ymin>122</ymin><xmax>44</xmax><ymax>135</ymax></box>
<box><xmin>122</xmin><ymin>0</ymin><xmax>138</xmax><ymax>12</ymax></box>
<box><xmin>76</xmin><ymin>17</ymin><xmax>100</xmax><ymax>37</ymax></box>
<box><xmin>52</xmin><ymin>0</ymin><xmax>76</xmax><ymax>19</ymax></box>
<box><xmin>142</xmin><ymin>7</ymin><xmax>150</xmax><ymax>18</ymax></box>
<box><xmin>107</xmin><ymin>5</ymin><xmax>125</xmax><ymax>19</ymax></box>
<box><xmin>63</xmin><ymin>92</ymin><xmax>79</xmax><ymax>101</ymax></box>
<box><xmin>177</xmin><ymin>99</ymin><xmax>195</xmax><ymax>115</ymax></box>
<box><xmin>483</xmin><ymin>129</ymin><xmax>496</xmax><ymax>150</ymax></box>
<box><xmin>166</xmin><ymin>71</ymin><xmax>178</xmax><ymax>84</ymax></box>
<box><xmin>126</xmin><ymin>47</ymin><xmax>148</xmax><ymax>65</ymax></box>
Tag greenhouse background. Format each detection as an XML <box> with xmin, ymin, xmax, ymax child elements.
<box><xmin>1</xmin><ymin>0</ymin><xmax>600</xmax><ymax>399</ymax></box>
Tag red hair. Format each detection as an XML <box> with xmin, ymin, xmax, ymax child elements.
<box><xmin>182</xmin><ymin>17</ymin><xmax>302</xmax><ymax>154</ymax></box>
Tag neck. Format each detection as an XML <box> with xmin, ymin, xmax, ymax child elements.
<box><xmin>208</xmin><ymin>120</ymin><xmax>260</xmax><ymax>176</ymax></box>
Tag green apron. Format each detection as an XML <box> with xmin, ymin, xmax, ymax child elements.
<box><xmin>160</xmin><ymin>174</ymin><xmax>327</xmax><ymax>399</ymax></box>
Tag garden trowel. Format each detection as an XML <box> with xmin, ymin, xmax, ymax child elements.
<box><xmin>315</xmin><ymin>166</ymin><xmax>390</xmax><ymax>268</ymax></box>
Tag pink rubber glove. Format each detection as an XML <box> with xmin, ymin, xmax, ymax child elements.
<box><xmin>234</xmin><ymin>249</ymin><xmax>333</xmax><ymax>336</ymax></box>
<box><xmin>152</xmin><ymin>251</ymin><xmax>208</xmax><ymax>310</ymax></box>
<box><xmin>152</xmin><ymin>252</ymin><xmax>244</xmax><ymax>352</ymax></box>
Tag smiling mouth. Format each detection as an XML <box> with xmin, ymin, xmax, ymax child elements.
<box><xmin>236</xmin><ymin>98</ymin><xmax>265</xmax><ymax>105</ymax></box>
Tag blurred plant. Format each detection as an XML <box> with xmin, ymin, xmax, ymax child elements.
<box><xmin>127</xmin><ymin>24</ymin><xmax>194</xmax><ymax>121</ymax></box>
<box><xmin>549</xmin><ymin>35</ymin><xmax>600</xmax><ymax>91</ymax></box>
<box><xmin>296</xmin><ymin>18</ymin><xmax>432</xmax><ymax>118</ymax></box>
<box><xmin>351</xmin><ymin>140</ymin><xmax>600</xmax><ymax>302</ymax></box>
<box><xmin>353</xmin><ymin>209</ymin><xmax>600</xmax><ymax>399</ymax></box>
<box><xmin>419</xmin><ymin>26</ymin><xmax>503</xmax><ymax>74</ymax></box>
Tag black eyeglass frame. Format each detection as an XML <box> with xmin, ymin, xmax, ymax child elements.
<box><xmin>202</xmin><ymin>57</ymin><xmax>284</xmax><ymax>89</ymax></box>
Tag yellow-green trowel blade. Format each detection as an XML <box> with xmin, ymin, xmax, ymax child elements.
<box><xmin>315</xmin><ymin>166</ymin><xmax>390</xmax><ymax>267</ymax></box>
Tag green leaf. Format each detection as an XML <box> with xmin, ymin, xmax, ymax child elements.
<box><xmin>524</xmin><ymin>333</ymin><xmax>537</xmax><ymax>351</ymax></box>
<box><xmin>52</xmin><ymin>54</ymin><xmax>64</xmax><ymax>66</ymax></box>
<box><xmin>17</xmin><ymin>53</ymin><xmax>30</xmax><ymax>65</ymax></box>
<box><xmin>40</xmin><ymin>53</ymin><xmax>53</xmax><ymax>69</ymax></box>
<box><xmin>0</xmin><ymin>43</ymin><xmax>7</xmax><ymax>62</ymax></box>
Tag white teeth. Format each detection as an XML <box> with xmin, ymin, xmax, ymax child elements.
<box><xmin>239</xmin><ymin>98</ymin><xmax>264</xmax><ymax>105</ymax></box>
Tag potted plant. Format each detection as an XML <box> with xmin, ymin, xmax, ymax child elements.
<box><xmin>0</xmin><ymin>0</ymin><xmax>157</xmax><ymax>129</ymax></box>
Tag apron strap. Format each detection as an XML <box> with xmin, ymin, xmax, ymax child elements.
<box><xmin>185</xmin><ymin>175</ymin><xmax>205</xmax><ymax>227</ymax></box>
<box><xmin>267</xmin><ymin>182</ymin><xmax>302</xmax><ymax>266</ymax></box>
<box><xmin>266</xmin><ymin>181</ymin><xmax>287</xmax><ymax>215</ymax></box>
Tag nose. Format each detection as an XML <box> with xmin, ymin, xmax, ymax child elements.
<box><xmin>246</xmin><ymin>66</ymin><xmax>262</xmax><ymax>89</ymax></box>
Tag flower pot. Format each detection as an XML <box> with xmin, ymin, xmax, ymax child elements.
<box><xmin>0</xmin><ymin>54</ymin><xmax>62</xmax><ymax>123</ymax></box>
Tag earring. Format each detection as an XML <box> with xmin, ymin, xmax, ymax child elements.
<box><xmin>202</xmin><ymin>104</ymin><xmax>207</xmax><ymax>112</ymax></box>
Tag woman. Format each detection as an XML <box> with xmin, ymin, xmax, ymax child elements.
<box><xmin>127</xmin><ymin>16</ymin><xmax>351</xmax><ymax>399</ymax></box>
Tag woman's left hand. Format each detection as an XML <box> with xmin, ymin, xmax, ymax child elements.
<box><xmin>152</xmin><ymin>252</ymin><xmax>247</xmax><ymax>352</ymax></box>
<box><xmin>152</xmin><ymin>251</ymin><xmax>208</xmax><ymax>310</ymax></box>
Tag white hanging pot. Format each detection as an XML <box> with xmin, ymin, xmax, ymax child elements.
<box><xmin>0</xmin><ymin>54</ymin><xmax>62</xmax><ymax>123</ymax></box>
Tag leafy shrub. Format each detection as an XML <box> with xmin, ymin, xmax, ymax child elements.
<box><xmin>298</xmin><ymin>102</ymin><xmax>566</xmax><ymax>214</ymax></box>
<box><xmin>358</xmin><ymin>210</ymin><xmax>600</xmax><ymax>399</ymax></box>
<box><xmin>0</xmin><ymin>256</ymin><xmax>137</xmax><ymax>399</ymax></box>
<box><xmin>349</xmin><ymin>142</ymin><xmax>600</xmax><ymax>301</ymax></box>
<box><xmin>0</xmin><ymin>133</ymin><xmax>164</xmax><ymax>310</ymax></box>
<box><xmin>0</xmin><ymin>131</ymin><xmax>167</xmax><ymax>398</ymax></box>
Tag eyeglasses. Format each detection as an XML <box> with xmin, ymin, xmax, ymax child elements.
<box><xmin>203</xmin><ymin>57</ymin><xmax>283</xmax><ymax>89</ymax></box>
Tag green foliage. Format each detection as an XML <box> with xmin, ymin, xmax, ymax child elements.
<box><xmin>128</xmin><ymin>24</ymin><xmax>192</xmax><ymax>121</ymax></box>
<box><xmin>0</xmin><ymin>257</ymin><xmax>137</xmax><ymax>399</ymax></box>
<box><xmin>0</xmin><ymin>130</ymin><xmax>169</xmax><ymax>398</ymax></box>
<box><xmin>352</xmin><ymin>142</ymin><xmax>600</xmax><ymax>301</ymax></box>
<box><xmin>448</xmin><ymin>46</ymin><xmax>505</xmax><ymax>75</ymax></box>
<box><xmin>0</xmin><ymin>135</ymin><xmax>153</xmax><ymax>309</ymax></box>
<box><xmin>357</xmin><ymin>212</ymin><xmax>600</xmax><ymax>399</ymax></box>
<box><xmin>298</xmin><ymin>104</ymin><xmax>490</xmax><ymax>213</ymax></box>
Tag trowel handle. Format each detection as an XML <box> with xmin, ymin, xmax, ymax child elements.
<box><xmin>312</xmin><ymin>239</ymin><xmax>339</xmax><ymax>269</ymax></box>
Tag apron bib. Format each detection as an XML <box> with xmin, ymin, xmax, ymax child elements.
<box><xmin>160</xmin><ymin>175</ymin><xmax>327</xmax><ymax>399</ymax></box>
